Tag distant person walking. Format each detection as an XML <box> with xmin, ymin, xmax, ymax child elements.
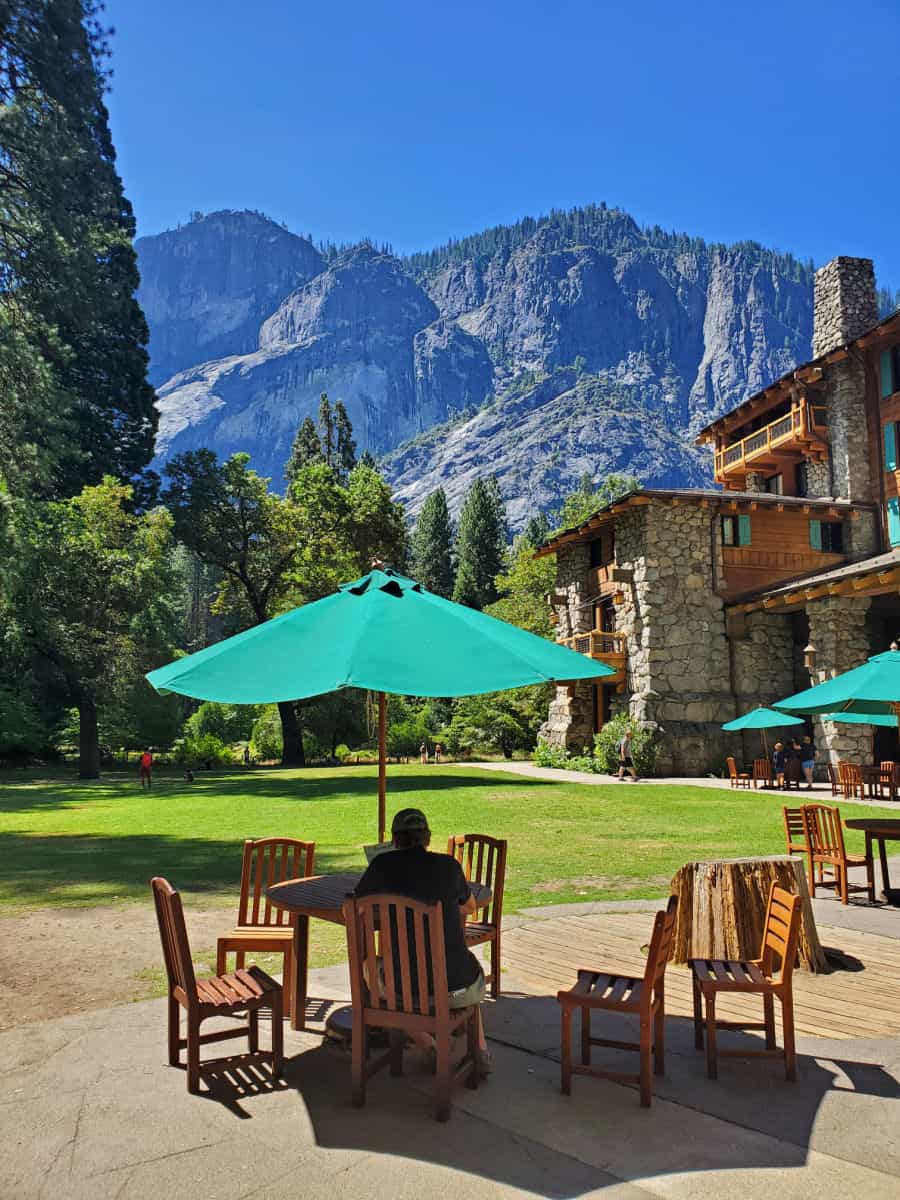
<box><xmin>139</xmin><ymin>748</ymin><xmax>153</xmax><ymax>790</ymax></box>
<box><xmin>800</xmin><ymin>735</ymin><xmax>816</xmax><ymax>789</ymax></box>
<box><xmin>617</xmin><ymin>729</ymin><xmax>638</xmax><ymax>781</ymax></box>
<box><xmin>243</xmin><ymin>746</ymin><xmax>251</xmax><ymax>766</ymax></box>
<box><xmin>420</xmin><ymin>742</ymin><xmax>428</xmax><ymax>765</ymax></box>
<box><xmin>434</xmin><ymin>741</ymin><xmax>443</xmax><ymax>764</ymax></box>
<box><xmin>773</xmin><ymin>742</ymin><xmax>786</xmax><ymax>789</ymax></box>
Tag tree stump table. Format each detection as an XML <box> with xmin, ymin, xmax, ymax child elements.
<box><xmin>669</xmin><ymin>855</ymin><xmax>829</xmax><ymax>973</ymax></box>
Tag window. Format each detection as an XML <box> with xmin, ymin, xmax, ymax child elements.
<box><xmin>809</xmin><ymin>520</ymin><xmax>844</xmax><ymax>553</ymax></box>
<box><xmin>796</xmin><ymin>462</ymin><xmax>809</xmax><ymax>498</ymax></box>
<box><xmin>588</xmin><ymin>530</ymin><xmax>614</xmax><ymax>569</ymax></box>
<box><xmin>888</xmin><ymin>498</ymin><xmax>900</xmax><ymax>547</ymax></box>
<box><xmin>763</xmin><ymin>474</ymin><xmax>783</xmax><ymax>495</ymax></box>
<box><xmin>721</xmin><ymin>514</ymin><xmax>751</xmax><ymax>547</ymax></box>
<box><xmin>881</xmin><ymin>346</ymin><xmax>900</xmax><ymax>401</ymax></box>
<box><xmin>884</xmin><ymin>421</ymin><xmax>898</xmax><ymax>472</ymax></box>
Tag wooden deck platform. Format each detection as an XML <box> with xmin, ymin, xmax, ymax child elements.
<box><xmin>502</xmin><ymin>910</ymin><xmax>900</xmax><ymax>1041</ymax></box>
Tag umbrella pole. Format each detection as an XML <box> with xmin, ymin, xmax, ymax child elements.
<box><xmin>378</xmin><ymin>691</ymin><xmax>387</xmax><ymax>844</ymax></box>
<box><xmin>763</xmin><ymin>729</ymin><xmax>769</xmax><ymax>759</ymax></box>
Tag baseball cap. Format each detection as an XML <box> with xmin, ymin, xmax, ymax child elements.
<box><xmin>391</xmin><ymin>807</ymin><xmax>430</xmax><ymax>834</ymax></box>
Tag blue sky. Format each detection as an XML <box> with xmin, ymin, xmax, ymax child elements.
<box><xmin>104</xmin><ymin>0</ymin><xmax>900</xmax><ymax>289</ymax></box>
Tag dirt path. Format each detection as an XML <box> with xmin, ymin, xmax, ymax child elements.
<box><xmin>0</xmin><ymin>904</ymin><xmax>347</xmax><ymax>1031</ymax></box>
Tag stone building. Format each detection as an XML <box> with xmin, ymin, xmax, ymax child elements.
<box><xmin>539</xmin><ymin>256</ymin><xmax>900</xmax><ymax>774</ymax></box>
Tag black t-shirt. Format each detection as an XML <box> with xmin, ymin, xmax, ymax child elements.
<box><xmin>355</xmin><ymin>846</ymin><xmax>480</xmax><ymax>992</ymax></box>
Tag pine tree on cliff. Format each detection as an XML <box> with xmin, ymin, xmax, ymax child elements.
<box><xmin>285</xmin><ymin>417</ymin><xmax>322</xmax><ymax>482</ymax></box>
<box><xmin>411</xmin><ymin>489</ymin><xmax>455</xmax><ymax>597</ymax></box>
<box><xmin>0</xmin><ymin>0</ymin><xmax>157</xmax><ymax>498</ymax></box>
<box><xmin>452</xmin><ymin>477</ymin><xmax>507</xmax><ymax>609</ymax></box>
<box><xmin>334</xmin><ymin>399</ymin><xmax>357</xmax><ymax>480</ymax></box>
<box><xmin>318</xmin><ymin>393</ymin><xmax>335</xmax><ymax>468</ymax></box>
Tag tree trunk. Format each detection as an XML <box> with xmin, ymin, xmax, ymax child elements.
<box><xmin>669</xmin><ymin>855</ymin><xmax>828</xmax><ymax>972</ymax></box>
<box><xmin>78</xmin><ymin>692</ymin><xmax>101</xmax><ymax>780</ymax></box>
<box><xmin>278</xmin><ymin>701</ymin><xmax>305</xmax><ymax>767</ymax></box>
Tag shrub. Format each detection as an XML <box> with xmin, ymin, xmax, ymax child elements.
<box><xmin>593</xmin><ymin>714</ymin><xmax>660</xmax><ymax>776</ymax></box>
<box><xmin>250</xmin><ymin>706</ymin><xmax>282</xmax><ymax>761</ymax></box>
<box><xmin>174</xmin><ymin>732</ymin><xmax>234</xmax><ymax>768</ymax></box>
<box><xmin>532</xmin><ymin>739</ymin><xmax>571</xmax><ymax>770</ymax></box>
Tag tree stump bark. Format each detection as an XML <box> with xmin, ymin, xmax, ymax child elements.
<box><xmin>669</xmin><ymin>855</ymin><xmax>829</xmax><ymax>973</ymax></box>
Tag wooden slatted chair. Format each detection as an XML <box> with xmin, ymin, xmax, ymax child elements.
<box><xmin>837</xmin><ymin>761</ymin><xmax>864</xmax><ymax>800</ymax></box>
<box><xmin>803</xmin><ymin>803</ymin><xmax>874</xmax><ymax>904</ymax></box>
<box><xmin>343</xmin><ymin>893</ymin><xmax>479</xmax><ymax>1122</ymax></box>
<box><xmin>752</xmin><ymin>758</ymin><xmax>772</xmax><ymax>789</ymax></box>
<box><xmin>879</xmin><ymin>762</ymin><xmax>898</xmax><ymax>801</ymax></box>
<box><xmin>152</xmin><ymin>877</ymin><xmax>283</xmax><ymax>1093</ymax></box>
<box><xmin>216</xmin><ymin>838</ymin><xmax>316</xmax><ymax>1008</ymax></box>
<box><xmin>557</xmin><ymin>895</ymin><xmax>678</xmax><ymax>1108</ymax></box>
<box><xmin>782</xmin><ymin>806</ymin><xmax>812</xmax><ymax>883</ymax></box>
<box><xmin>727</xmin><ymin>757</ymin><xmax>751</xmax><ymax>789</ymax></box>
<box><xmin>447</xmin><ymin>833</ymin><xmax>507</xmax><ymax>998</ymax></box>
<box><xmin>691</xmin><ymin>883</ymin><xmax>802</xmax><ymax>1081</ymax></box>
<box><xmin>826</xmin><ymin>763</ymin><xmax>841</xmax><ymax>797</ymax></box>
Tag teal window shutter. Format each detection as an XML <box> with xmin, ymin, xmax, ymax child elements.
<box><xmin>885</xmin><ymin>422</ymin><xmax>898</xmax><ymax>472</ymax></box>
<box><xmin>881</xmin><ymin>350</ymin><xmax>895</xmax><ymax>400</ymax></box>
<box><xmin>809</xmin><ymin>519</ymin><xmax>822</xmax><ymax>550</ymax></box>
<box><xmin>889</xmin><ymin>498</ymin><xmax>900</xmax><ymax>547</ymax></box>
<box><xmin>737</xmin><ymin>514</ymin><xmax>751</xmax><ymax>546</ymax></box>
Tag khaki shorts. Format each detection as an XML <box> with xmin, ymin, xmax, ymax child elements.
<box><xmin>449</xmin><ymin>967</ymin><xmax>486</xmax><ymax>1009</ymax></box>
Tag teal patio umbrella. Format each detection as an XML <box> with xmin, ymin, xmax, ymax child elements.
<box><xmin>147</xmin><ymin>568</ymin><xmax>612</xmax><ymax>839</ymax></box>
<box><xmin>721</xmin><ymin>706</ymin><xmax>805</xmax><ymax>757</ymax></box>
<box><xmin>774</xmin><ymin>648</ymin><xmax>900</xmax><ymax>731</ymax></box>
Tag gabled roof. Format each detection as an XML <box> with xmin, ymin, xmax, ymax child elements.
<box><xmin>535</xmin><ymin>488</ymin><xmax>873</xmax><ymax>557</ymax></box>
<box><xmin>696</xmin><ymin>306</ymin><xmax>900</xmax><ymax>444</ymax></box>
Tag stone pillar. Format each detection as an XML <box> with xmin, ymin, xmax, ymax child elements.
<box><xmin>729</xmin><ymin>611</ymin><xmax>795</xmax><ymax>766</ymax></box>
<box><xmin>812</xmin><ymin>257</ymin><xmax>879</xmax><ymax>358</ymax></box>
<box><xmin>825</xmin><ymin>356</ymin><xmax>872</xmax><ymax>502</ymax></box>
<box><xmin>542</xmin><ymin>540</ymin><xmax>594</xmax><ymax>749</ymax></box>
<box><xmin>801</xmin><ymin>457</ymin><xmax>831</xmax><ymax>499</ymax></box>
<box><xmin>805</xmin><ymin>596</ymin><xmax>873</xmax><ymax>767</ymax></box>
<box><xmin>541</xmin><ymin>683</ymin><xmax>595</xmax><ymax>752</ymax></box>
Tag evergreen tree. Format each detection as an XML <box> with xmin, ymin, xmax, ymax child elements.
<box><xmin>523</xmin><ymin>510</ymin><xmax>551</xmax><ymax>547</ymax></box>
<box><xmin>411</xmin><ymin>488</ymin><xmax>455</xmax><ymax>597</ymax></box>
<box><xmin>358</xmin><ymin>449</ymin><xmax>377</xmax><ymax>469</ymax></box>
<box><xmin>0</xmin><ymin>0</ymin><xmax>157</xmax><ymax>497</ymax></box>
<box><xmin>452</xmin><ymin>476</ymin><xmax>507</xmax><ymax>609</ymax></box>
<box><xmin>334</xmin><ymin>399</ymin><xmax>357</xmax><ymax>481</ymax></box>
<box><xmin>285</xmin><ymin>416</ymin><xmax>322</xmax><ymax>481</ymax></box>
<box><xmin>318</xmin><ymin>393</ymin><xmax>336</xmax><ymax>469</ymax></box>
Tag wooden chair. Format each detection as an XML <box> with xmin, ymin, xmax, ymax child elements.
<box><xmin>837</xmin><ymin>761</ymin><xmax>864</xmax><ymax>800</ymax></box>
<box><xmin>803</xmin><ymin>804</ymin><xmax>874</xmax><ymax>904</ymax></box>
<box><xmin>447</xmin><ymin>833</ymin><xmax>507</xmax><ymax>998</ymax></box>
<box><xmin>343</xmin><ymin>893</ymin><xmax>480</xmax><ymax>1122</ymax></box>
<box><xmin>152</xmin><ymin>877</ymin><xmax>283</xmax><ymax>1093</ymax></box>
<box><xmin>557</xmin><ymin>895</ymin><xmax>678</xmax><ymax>1108</ymax></box>
<box><xmin>782</xmin><ymin>806</ymin><xmax>810</xmax><ymax>877</ymax></box>
<box><xmin>752</xmin><ymin>758</ymin><xmax>772</xmax><ymax>789</ymax></box>
<box><xmin>727</xmin><ymin>756</ymin><xmax>751</xmax><ymax>789</ymax></box>
<box><xmin>879</xmin><ymin>762</ymin><xmax>898</xmax><ymax>801</ymax></box>
<box><xmin>691</xmin><ymin>883</ymin><xmax>801</xmax><ymax>1081</ymax></box>
<box><xmin>826</xmin><ymin>762</ymin><xmax>841</xmax><ymax>797</ymax></box>
<box><xmin>216</xmin><ymin>838</ymin><xmax>316</xmax><ymax>1009</ymax></box>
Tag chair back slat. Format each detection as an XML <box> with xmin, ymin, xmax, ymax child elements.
<box><xmin>753</xmin><ymin>759</ymin><xmax>771</xmax><ymax>782</ymax></box>
<box><xmin>151</xmin><ymin>877</ymin><xmax>197</xmax><ymax>1005</ymax></box>
<box><xmin>803</xmin><ymin>803</ymin><xmax>846</xmax><ymax>860</ymax></box>
<box><xmin>344</xmin><ymin>894</ymin><xmax>451</xmax><ymax>1021</ymax></box>
<box><xmin>726</xmin><ymin>756</ymin><xmax>737</xmax><ymax>780</ymax></box>
<box><xmin>760</xmin><ymin>883</ymin><xmax>802</xmax><ymax>982</ymax></box>
<box><xmin>783</xmin><ymin>807</ymin><xmax>806</xmax><ymax>852</ymax></box>
<box><xmin>642</xmin><ymin>895</ymin><xmax>678</xmax><ymax>997</ymax></box>
<box><xmin>447</xmin><ymin>833</ymin><xmax>508</xmax><ymax>927</ymax></box>
<box><xmin>236</xmin><ymin>838</ymin><xmax>316</xmax><ymax>927</ymax></box>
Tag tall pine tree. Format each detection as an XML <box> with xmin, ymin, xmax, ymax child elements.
<box><xmin>334</xmin><ymin>399</ymin><xmax>356</xmax><ymax>481</ymax></box>
<box><xmin>285</xmin><ymin>416</ymin><xmax>322</xmax><ymax>482</ymax></box>
<box><xmin>411</xmin><ymin>488</ymin><xmax>455</xmax><ymax>597</ymax></box>
<box><xmin>452</xmin><ymin>476</ymin><xmax>507</xmax><ymax>609</ymax></box>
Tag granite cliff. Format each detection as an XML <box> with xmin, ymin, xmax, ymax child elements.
<box><xmin>140</xmin><ymin>206</ymin><xmax>815</xmax><ymax>526</ymax></box>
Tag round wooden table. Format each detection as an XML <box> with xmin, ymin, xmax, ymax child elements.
<box><xmin>845</xmin><ymin>818</ymin><xmax>900</xmax><ymax>904</ymax></box>
<box><xmin>267</xmin><ymin>872</ymin><xmax>492</xmax><ymax>1029</ymax></box>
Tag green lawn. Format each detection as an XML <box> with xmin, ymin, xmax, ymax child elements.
<box><xmin>0</xmin><ymin>764</ymin><xmax>892</xmax><ymax>916</ymax></box>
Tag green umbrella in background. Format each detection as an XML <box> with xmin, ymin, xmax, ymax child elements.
<box><xmin>774</xmin><ymin>648</ymin><xmax>900</xmax><ymax>730</ymax></box>
<box><xmin>721</xmin><ymin>706</ymin><xmax>806</xmax><ymax>758</ymax></box>
<box><xmin>147</xmin><ymin>568</ymin><xmax>612</xmax><ymax>840</ymax></box>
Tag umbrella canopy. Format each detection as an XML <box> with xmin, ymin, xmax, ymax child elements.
<box><xmin>820</xmin><ymin>710</ymin><xmax>899</xmax><ymax>728</ymax></box>
<box><xmin>774</xmin><ymin>649</ymin><xmax>900</xmax><ymax>720</ymax></box>
<box><xmin>721</xmin><ymin>708</ymin><xmax>806</xmax><ymax>732</ymax></box>
<box><xmin>147</xmin><ymin>568</ymin><xmax>612</xmax><ymax>838</ymax></box>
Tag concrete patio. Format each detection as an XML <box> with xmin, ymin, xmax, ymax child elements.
<box><xmin>3</xmin><ymin>886</ymin><xmax>899</xmax><ymax>1200</ymax></box>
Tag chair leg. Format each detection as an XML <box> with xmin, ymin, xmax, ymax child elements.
<box><xmin>639</xmin><ymin>1016</ymin><xmax>652</xmax><ymax>1107</ymax></box>
<box><xmin>704</xmin><ymin>990</ymin><xmax>718</xmax><ymax>1080</ymax></box>
<box><xmin>435</xmin><ymin>1028</ymin><xmax>452</xmax><ymax>1122</ymax></box>
<box><xmin>235</xmin><ymin>950</ymin><xmax>246</xmax><ymax>970</ymax></box>
<box><xmin>271</xmin><ymin>992</ymin><xmax>283</xmax><ymax>1078</ymax></box>
<box><xmin>560</xmin><ymin>1003</ymin><xmax>573</xmax><ymax>1095</ymax></box>
<box><xmin>466</xmin><ymin>1008</ymin><xmax>479</xmax><ymax>1090</ymax></box>
<box><xmin>389</xmin><ymin>1029</ymin><xmax>404</xmax><ymax>1077</ymax></box>
<box><xmin>692</xmin><ymin>975</ymin><xmax>703</xmax><ymax>1049</ymax></box>
<box><xmin>839</xmin><ymin>863</ymin><xmax>849</xmax><ymax>905</ymax></box>
<box><xmin>282</xmin><ymin>944</ymin><xmax>294</xmax><ymax>1017</ymax></box>
<box><xmin>167</xmin><ymin>994</ymin><xmax>181</xmax><ymax>1066</ymax></box>
<box><xmin>351</xmin><ymin>1016</ymin><xmax>366</xmax><ymax>1108</ymax></box>
<box><xmin>215</xmin><ymin>941</ymin><xmax>227</xmax><ymax>975</ymax></box>
<box><xmin>865</xmin><ymin>843</ymin><xmax>875</xmax><ymax>905</ymax></box>
<box><xmin>248</xmin><ymin>1006</ymin><xmax>259</xmax><ymax>1054</ymax></box>
<box><xmin>653</xmin><ymin>996</ymin><xmax>665</xmax><ymax>1077</ymax></box>
<box><xmin>763</xmin><ymin>993</ymin><xmax>776</xmax><ymax>1050</ymax></box>
<box><xmin>187</xmin><ymin>1013</ymin><xmax>201</xmax><ymax>1094</ymax></box>
<box><xmin>490</xmin><ymin>933</ymin><xmax>501</xmax><ymax>999</ymax></box>
<box><xmin>781</xmin><ymin>989</ymin><xmax>797</xmax><ymax>1082</ymax></box>
<box><xmin>580</xmin><ymin>1006</ymin><xmax>591</xmax><ymax>1066</ymax></box>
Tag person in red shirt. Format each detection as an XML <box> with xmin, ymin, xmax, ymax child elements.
<box><xmin>139</xmin><ymin>748</ymin><xmax>153</xmax><ymax>790</ymax></box>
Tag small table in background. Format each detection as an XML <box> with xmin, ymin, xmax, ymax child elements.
<box><xmin>844</xmin><ymin>818</ymin><xmax>900</xmax><ymax>904</ymax></box>
<box><xmin>267</xmin><ymin>872</ymin><xmax>492</xmax><ymax>1029</ymax></box>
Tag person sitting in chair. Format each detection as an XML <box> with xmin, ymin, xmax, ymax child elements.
<box><xmin>354</xmin><ymin>807</ymin><xmax>492</xmax><ymax>1075</ymax></box>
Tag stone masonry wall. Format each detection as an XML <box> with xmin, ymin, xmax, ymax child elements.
<box><xmin>804</xmin><ymin>596</ymin><xmax>873</xmax><ymax>767</ymax></box>
<box><xmin>543</xmin><ymin>541</ymin><xmax>594</xmax><ymax>751</ymax></box>
<box><xmin>616</xmin><ymin>502</ymin><xmax>734</xmax><ymax>774</ymax></box>
<box><xmin>826</xmin><ymin>355</ymin><xmax>872</xmax><ymax>502</ymax></box>
<box><xmin>802</xmin><ymin>457</ymin><xmax>831</xmax><ymax>499</ymax></box>
<box><xmin>812</xmin><ymin>257</ymin><xmax>879</xmax><ymax>358</ymax></box>
<box><xmin>730</xmin><ymin>611</ymin><xmax>795</xmax><ymax>767</ymax></box>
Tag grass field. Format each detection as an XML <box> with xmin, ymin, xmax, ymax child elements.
<box><xmin>1</xmin><ymin>763</ymin><xmax>892</xmax><ymax>916</ymax></box>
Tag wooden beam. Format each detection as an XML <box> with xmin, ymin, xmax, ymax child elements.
<box><xmin>628</xmin><ymin>496</ymin><xmax>651</xmax><ymax>506</ymax></box>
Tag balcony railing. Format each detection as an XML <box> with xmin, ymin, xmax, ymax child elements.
<box><xmin>715</xmin><ymin>400</ymin><xmax>828</xmax><ymax>480</ymax></box>
<box><xmin>557</xmin><ymin>630</ymin><xmax>627</xmax><ymax>684</ymax></box>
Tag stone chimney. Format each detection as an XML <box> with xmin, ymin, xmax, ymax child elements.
<box><xmin>812</xmin><ymin>256</ymin><xmax>879</xmax><ymax>358</ymax></box>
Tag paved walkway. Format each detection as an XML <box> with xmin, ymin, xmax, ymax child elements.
<box><xmin>3</xmin><ymin>895</ymin><xmax>899</xmax><ymax>1199</ymax></box>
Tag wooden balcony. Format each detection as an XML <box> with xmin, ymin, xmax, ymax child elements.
<box><xmin>714</xmin><ymin>400</ymin><xmax>828</xmax><ymax>485</ymax></box>
<box><xmin>557</xmin><ymin>630</ymin><xmax>627</xmax><ymax>686</ymax></box>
